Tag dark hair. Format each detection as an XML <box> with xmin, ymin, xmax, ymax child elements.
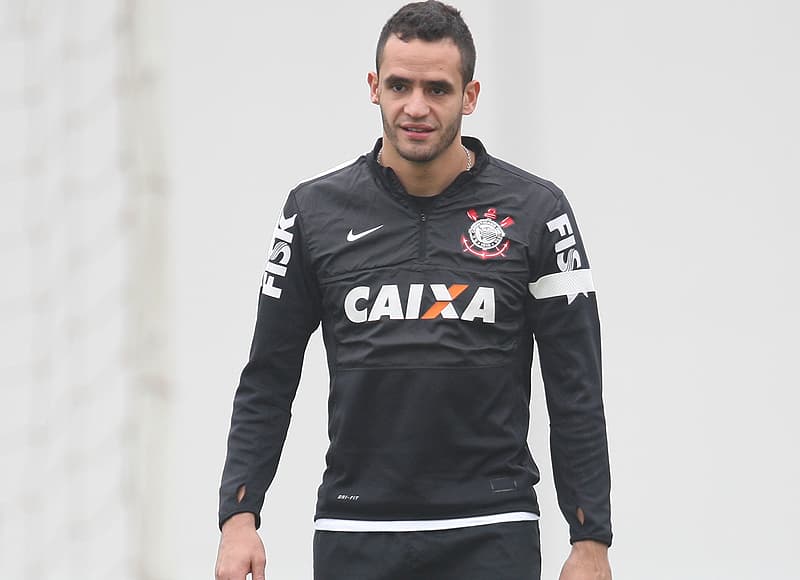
<box><xmin>376</xmin><ymin>1</ymin><xmax>476</xmax><ymax>86</ymax></box>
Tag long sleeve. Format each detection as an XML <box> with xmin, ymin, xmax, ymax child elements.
<box><xmin>218</xmin><ymin>192</ymin><xmax>321</xmax><ymax>530</ymax></box>
<box><xmin>527</xmin><ymin>188</ymin><xmax>612</xmax><ymax>546</ymax></box>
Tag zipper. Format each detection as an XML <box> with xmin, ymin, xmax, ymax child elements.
<box><xmin>419</xmin><ymin>209</ymin><xmax>427</xmax><ymax>260</ymax></box>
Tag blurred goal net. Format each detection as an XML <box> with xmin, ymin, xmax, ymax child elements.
<box><xmin>0</xmin><ymin>1</ymin><xmax>170</xmax><ymax>578</ymax></box>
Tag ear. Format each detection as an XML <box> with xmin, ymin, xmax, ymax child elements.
<box><xmin>462</xmin><ymin>80</ymin><xmax>480</xmax><ymax>115</ymax></box>
<box><xmin>367</xmin><ymin>71</ymin><xmax>380</xmax><ymax>105</ymax></box>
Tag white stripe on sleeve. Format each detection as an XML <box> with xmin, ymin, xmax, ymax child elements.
<box><xmin>528</xmin><ymin>269</ymin><xmax>595</xmax><ymax>300</ymax></box>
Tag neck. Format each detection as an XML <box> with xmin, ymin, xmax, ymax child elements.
<box><xmin>379</xmin><ymin>138</ymin><xmax>471</xmax><ymax>197</ymax></box>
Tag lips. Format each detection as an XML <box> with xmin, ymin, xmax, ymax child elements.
<box><xmin>401</xmin><ymin>124</ymin><xmax>435</xmax><ymax>139</ymax></box>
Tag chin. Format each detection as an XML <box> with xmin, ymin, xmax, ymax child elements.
<box><xmin>400</xmin><ymin>150</ymin><xmax>439</xmax><ymax>164</ymax></box>
<box><xmin>398</xmin><ymin>143</ymin><xmax>441</xmax><ymax>164</ymax></box>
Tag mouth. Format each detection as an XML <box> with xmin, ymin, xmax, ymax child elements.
<box><xmin>401</xmin><ymin>124</ymin><xmax>435</xmax><ymax>140</ymax></box>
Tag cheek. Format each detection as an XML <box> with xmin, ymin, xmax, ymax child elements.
<box><xmin>448</xmin><ymin>101</ymin><xmax>465</xmax><ymax>117</ymax></box>
<box><xmin>380</xmin><ymin>100</ymin><xmax>401</xmax><ymax>117</ymax></box>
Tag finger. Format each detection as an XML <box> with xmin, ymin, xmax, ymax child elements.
<box><xmin>215</xmin><ymin>561</ymin><xmax>249</xmax><ymax>580</ymax></box>
<box><xmin>252</xmin><ymin>555</ymin><xmax>267</xmax><ymax>580</ymax></box>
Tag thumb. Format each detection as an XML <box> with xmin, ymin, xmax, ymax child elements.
<box><xmin>558</xmin><ymin>556</ymin><xmax>571</xmax><ymax>580</ymax></box>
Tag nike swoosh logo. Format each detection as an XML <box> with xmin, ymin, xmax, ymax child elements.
<box><xmin>347</xmin><ymin>224</ymin><xmax>384</xmax><ymax>242</ymax></box>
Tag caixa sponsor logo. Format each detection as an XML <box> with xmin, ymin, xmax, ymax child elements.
<box><xmin>261</xmin><ymin>211</ymin><xmax>297</xmax><ymax>300</ymax></box>
<box><xmin>344</xmin><ymin>284</ymin><xmax>495</xmax><ymax>324</ymax></box>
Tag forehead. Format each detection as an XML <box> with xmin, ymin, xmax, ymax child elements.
<box><xmin>379</xmin><ymin>35</ymin><xmax>463</xmax><ymax>84</ymax></box>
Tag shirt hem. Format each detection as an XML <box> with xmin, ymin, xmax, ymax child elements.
<box><xmin>314</xmin><ymin>511</ymin><xmax>539</xmax><ymax>532</ymax></box>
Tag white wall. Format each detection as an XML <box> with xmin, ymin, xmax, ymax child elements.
<box><xmin>525</xmin><ymin>2</ymin><xmax>800</xmax><ymax>577</ymax></box>
<box><xmin>165</xmin><ymin>1</ymin><xmax>800</xmax><ymax>578</ymax></box>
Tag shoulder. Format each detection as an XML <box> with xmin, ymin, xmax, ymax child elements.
<box><xmin>484</xmin><ymin>155</ymin><xmax>565</xmax><ymax>204</ymax></box>
<box><xmin>475</xmin><ymin>154</ymin><xmax>569</xmax><ymax>229</ymax></box>
<box><xmin>290</xmin><ymin>154</ymin><xmax>370</xmax><ymax>206</ymax></box>
<box><xmin>466</xmin><ymin>137</ymin><xmax>564</xmax><ymax>206</ymax></box>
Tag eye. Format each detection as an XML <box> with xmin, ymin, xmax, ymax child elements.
<box><xmin>430</xmin><ymin>86</ymin><xmax>448</xmax><ymax>96</ymax></box>
<box><xmin>390</xmin><ymin>83</ymin><xmax>406</xmax><ymax>93</ymax></box>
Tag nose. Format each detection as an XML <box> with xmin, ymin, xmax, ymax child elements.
<box><xmin>403</xmin><ymin>89</ymin><xmax>430</xmax><ymax>118</ymax></box>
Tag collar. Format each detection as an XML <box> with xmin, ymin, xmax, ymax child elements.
<box><xmin>368</xmin><ymin>136</ymin><xmax>489</xmax><ymax>202</ymax></box>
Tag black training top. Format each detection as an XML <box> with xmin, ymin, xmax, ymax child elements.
<box><xmin>218</xmin><ymin>137</ymin><xmax>612</xmax><ymax>546</ymax></box>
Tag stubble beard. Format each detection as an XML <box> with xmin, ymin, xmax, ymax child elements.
<box><xmin>380</xmin><ymin>107</ymin><xmax>462</xmax><ymax>165</ymax></box>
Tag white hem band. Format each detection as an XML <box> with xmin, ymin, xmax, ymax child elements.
<box><xmin>314</xmin><ymin>511</ymin><xmax>539</xmax><ymax>532</ymax></box>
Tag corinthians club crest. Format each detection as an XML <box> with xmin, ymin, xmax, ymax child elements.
<box><xmin>461</xmin><ymin>208</ymin><xmax>515</xmax><ymax>259</ymax></box>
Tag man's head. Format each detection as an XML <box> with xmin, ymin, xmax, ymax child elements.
<box><xmin>376</xmin><ymin>1</ymin><xmax>476</xmax><ymax>88</ymax></box>
<box><xmin>369</xmin><ymin>2</ymin><xmax>480</xmax><ymax>170</ymax></box>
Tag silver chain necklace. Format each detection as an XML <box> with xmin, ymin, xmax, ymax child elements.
<box><xmin>377</xmin><ymin>144</ymin><xmax>473</xmax><ymax>171</ymax></box>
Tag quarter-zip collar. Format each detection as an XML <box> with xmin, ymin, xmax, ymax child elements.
<box><xmin>368</xmin><ymin>136</ymin><xmax>489</xmax><ymax>208</ymax></box>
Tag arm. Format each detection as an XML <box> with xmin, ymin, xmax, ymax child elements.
<box><xmin>527</xmin><ymin>189</ymin><xmax>612</xmax><ymax>576</ymax></box>
<box><xmin>215</xmin><ymin>193</ymin><xmax>321</xmax><ymax>579</ymax></box>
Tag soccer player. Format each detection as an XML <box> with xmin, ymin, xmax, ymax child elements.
<box><xmin>215</xmin><ymin>2</ymin><xmax>612</xmax><ymax>579</ymax></box>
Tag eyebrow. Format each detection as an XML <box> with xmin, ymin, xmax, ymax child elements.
<box><xmin>383</xmin><ymin>75</ymin><xmax>456</xmax><ymax>92</ymax></box>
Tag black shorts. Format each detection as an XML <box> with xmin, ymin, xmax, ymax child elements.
<box><xmin>313</xmin><ymin>520</ymin><xmax>541</xmax><ymax>580</ymax></box>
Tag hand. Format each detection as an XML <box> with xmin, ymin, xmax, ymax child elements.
<box><xmin>559</xmin><ymin>540</ymin><xmax>611</xmax><ymax>580</ymax></box>
<box><xmin>215</xmin><ymin>513</ymin><xmax>267</xmax><ymax>580</ymax></box>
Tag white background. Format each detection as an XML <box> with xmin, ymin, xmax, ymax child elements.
<box><xmin>164</xmin><ymin>1</ymin><xmax>800</xmax><ymax>578</ymax></box>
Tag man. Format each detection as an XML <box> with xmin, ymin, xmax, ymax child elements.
<box><xmin>215</xmin><ymin>2</ymin><xmax>612</xmax><ymax>579</ymax></box>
